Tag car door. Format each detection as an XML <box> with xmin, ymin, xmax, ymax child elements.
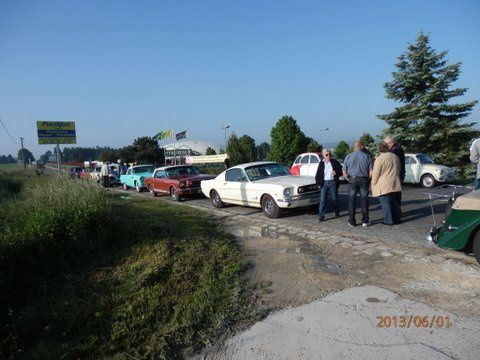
<box><xmin>308</xmin><ymin>154</ymin><xmax>320</xmax><ymax>176</ymax></box>
<box><xmin>404</xmin><ymin>155</ymin><xmax>419</xmax><ymax>184</ymax></box>
<box><xmin>299</xmin><ymin>155</ymin><xmax>311</xmax><ymax>176</ymax></box>
<box><xmin>222</xmin><ymin>168</ymin><xmax>249</xmax><ymax>204</ymax></box>
<box><xmin>153</xmin><ymin>170</ymin><xmax>167</xmax><ymax>193</ymax></box>
<box><xmin>124</xmin><ymin>168</ymin><xmax>133</xmax><ymax>186</ymax></box>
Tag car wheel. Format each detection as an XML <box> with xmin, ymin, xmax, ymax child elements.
<box><xmin>420</xmin><ymin>174</ymin><xmax>436</xmax><ymax>188</ymax></box>
<box><xmin>123</xmin><ymin>183</ymin><xmax>129</xmax><ymax>190</ymax></box>
<box><xmin>170</xmin><ymin>186</ymin><xmax>181</xmax><ymax>201</ymax></box>
<box><xmin>210</xmin><ymin>189</ymin><xmax>223</xmax><ymax>208</ymax></box>
<box><xmin>261</xmin><ymin>194</ymin><xmax>281</xmax><ymax>219</ymax></box>
<box><xmin>473</xmin><ymin>231</ymin><xmax>480</xmax><ymax>264</ymax></box>
<box><xmin>135</xmin><ymin>181</ymin><xmax>142</xmax><ymax>193</ymax></box>
<box><xmin>149</xmin><ymin>185</ymin><xmax>157</xmax><ymax>197</ymax></box>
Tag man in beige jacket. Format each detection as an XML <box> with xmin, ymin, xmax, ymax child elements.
<box><xmin>371</xmin><ymin>143</ymin><xmax>402</xmax><ymax>225</ymax></box>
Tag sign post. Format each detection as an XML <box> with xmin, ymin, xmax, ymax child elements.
<box><xmin>37</xmin><ymin>121</ymin><xmax>77</xmax><ymax>173</ymax></box>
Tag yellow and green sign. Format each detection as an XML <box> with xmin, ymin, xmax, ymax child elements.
<box><xmin>37</xmin><ymin>121</ymin><xmax>77</xmax><ymax>144</ymax></box>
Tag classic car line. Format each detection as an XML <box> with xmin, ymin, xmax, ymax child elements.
<box><xmin>200</xmin><ymin>161</ymin><xmax>320</xmax><ymax>218</ymax></box>
<box><xmin>144</xmin><ymin>165</ymin><xmax>214</xmax><ymax>201</ymax></box>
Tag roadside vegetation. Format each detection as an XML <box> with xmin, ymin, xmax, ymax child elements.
<box><xmin>0</xmin><ymin>171</ymin><xmax>263</xmax><ymax>359</ymax></box>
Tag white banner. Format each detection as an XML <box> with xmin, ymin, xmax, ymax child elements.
<box><xmin>185</xmin><ymin>154</ymin><xmax>228</xmax><ymax>164</ymax></box>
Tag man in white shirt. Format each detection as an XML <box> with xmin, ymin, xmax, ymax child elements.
<box><xmin>315</xmin><ymin>149</ymin><xmax>343</xmax><ymax>222</ymax></box>
<box><xmin>100</xmin><ymin>161</ymin><xmax>110</xmax><ymax>188</ymax></box>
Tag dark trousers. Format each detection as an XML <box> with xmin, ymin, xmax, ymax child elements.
<box><xmin>102</xmin><ymin>175</ymin><xmax>110</xmax><ymax>188</ymax></box>
<box><xmin>319</xmin><ymin>180</ymin><xmax>339</xmax><ymax>219</ymax></box>
<box><xmin>378</xmin><ymin>192</ymin><xmax>402</xmax><ymax>224</ymax></box>
<box><xmin>474</xmin><ymin>177</ymin><xmax>480</xmax><ymax>191</ymax></box>
<box><xmin>347</xmin><ymin>177</ymin><xmax>370</xmax><ymax>224</ymax></box>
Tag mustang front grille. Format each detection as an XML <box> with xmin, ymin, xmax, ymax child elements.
<box><xmin>298</xmin><ymin>184</ymin><xmax>319</xmax><ymax>194</ymax></box>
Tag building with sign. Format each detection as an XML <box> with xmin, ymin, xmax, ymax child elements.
<box><xmin>161</xmin><ymin>140</ymin><xmax>221</xmax><ymax>165</ymax></box>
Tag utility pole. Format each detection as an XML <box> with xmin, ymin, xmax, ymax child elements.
<box><xmin>20</xmin><ymin>137</ymin><xmax>26</xmax><ymax>173</ymax></box>
<box><xmin>56</xmin><ymin>144</ymin><xmax>61</xmax><ymax>173</ymax></box>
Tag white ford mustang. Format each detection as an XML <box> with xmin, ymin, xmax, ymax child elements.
<box><xmin>200</xmin><ymin>161</ymin><xmax>320</xmax><ymax>218</ymax></box>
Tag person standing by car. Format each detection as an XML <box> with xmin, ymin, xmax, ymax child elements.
<box><xmin>372</xmin><ymin>143</ymin><xmax>402</xmax><ymax>225</ymax></box>
<box><xmin>101</xmin><ymin>161</ymin><xmax>110</xmax><ymax>188</ymax></box>
<box><xmin>384</xmin><ymin>135</ymin><xmax>405</xmax><ymax>209</ymax></box>
<box><xmin>343</xmin><ymin>141</ymin><xmax>373</xmax><ymax>227</ymax></box>
<box><xmin>315</xmin><ymin>149</ymin><xmax>342</xmax><ymax>222</ymax></box>
<box><xmin>469</xmin><ymin>138</ymin><xmax>480</xmax><ymax>190</ymax></box>
<box><xmin>117</xmin><ymin>159</ymin><xmax>127</xmax><ymax>176</ymax></box>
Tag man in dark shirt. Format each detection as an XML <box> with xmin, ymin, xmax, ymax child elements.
<box><xmin>343</xmin><ymin>141</ymin><xmax>374</xmax><ymax>227</ymax></box>
<box><xmin>384</xmin><ymin>135</ymin><xmax>405</xmax><ymax>215</ymax></box>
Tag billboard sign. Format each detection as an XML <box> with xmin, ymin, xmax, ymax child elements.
<box><xmin>37</xmin><ymin>121</ymin><xmax>77</xmax><ymax>144</ymax></box>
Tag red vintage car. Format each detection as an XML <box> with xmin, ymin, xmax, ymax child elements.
<box><xmin>144</xmin><ymin>165</ymin><xmax>215</xmax><ymax>201</ymax></box>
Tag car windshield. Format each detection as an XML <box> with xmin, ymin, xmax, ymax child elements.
<box><xmin>417</xmin><ymin>154</ymin><xmax>434</xmax><ymax>164</ymax></box>
<box><xmin>245</xmin><ymin>163</ymin><xmax>290</xmax><ymax>181</ymax></box>
<box><xmin>132</xmin><ymin>166</ymin><xmax>154</xmax><ymax>174</ymax></box>
<box><xmin>165</xmin><ymin>166</ymin><xmax>200</xmax><ymax>177</ymax></box>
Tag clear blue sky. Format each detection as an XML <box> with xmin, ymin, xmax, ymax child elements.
<box><xmin>1</xmin><ymin>0</ymin><xmax>479</xmax><ymax>158</ymax></box>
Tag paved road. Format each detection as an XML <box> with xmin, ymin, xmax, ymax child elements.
<box><xmin>181</xmin><ymin>184</ymin><xmax>468</xmax><ymax>247</ymax></box>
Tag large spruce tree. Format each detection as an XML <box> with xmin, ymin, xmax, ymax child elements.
<box><xmin>378</xmin><ymin>32</ymin><xmax>478</xmax><ymax>166</ymax></box>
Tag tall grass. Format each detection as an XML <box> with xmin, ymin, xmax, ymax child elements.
<box><xmin>0</xmin><ymin>175</ymin><xmax>110</xmax><ymax>354</ymax></box>
<box><xmin>0</xmin><ymin>175</ymin><xmax>262</xmax><ymax>359</ymax></box>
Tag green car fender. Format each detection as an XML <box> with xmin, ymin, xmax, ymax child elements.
<box><xmin>437</xmin><ymin>209</ymin><xmax>480</xmax><ymax>250</ymax></box>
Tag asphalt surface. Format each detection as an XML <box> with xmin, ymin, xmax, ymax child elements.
<box><xmin>181</xmin><ymin>184</ymin><xmax>469</xmax><ymax>247</ymax></box>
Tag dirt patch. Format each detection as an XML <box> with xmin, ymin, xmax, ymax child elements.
<box><xmin>226</xmin><ymin>218</ymin><xmax>480</xmax><ymax>318</ymax></box>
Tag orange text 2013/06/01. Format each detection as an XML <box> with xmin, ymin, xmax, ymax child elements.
<box><xmin>376</xmin><ymin>315</ymin><xmax>451</xmax><ymax>329</ymax></box>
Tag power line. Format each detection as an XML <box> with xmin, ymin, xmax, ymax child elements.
<box><xmin>0</xmin><ymin>117</ymin><xmax>20</xmax><ymax>145</ymax></box>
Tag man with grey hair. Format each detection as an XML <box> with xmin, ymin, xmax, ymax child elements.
<box><xmin>315</xmin><ymin>149</ymin><xmax>343</xmax><ymax>222</ymax></box>
<box><xmin>470</xmin><ymin>137</ymin><xmax>480</xmax><ymax>190</ymax></box>
<box><xmin>343</xmin><ymin>141</ymin><xmax>373</xmax><ymax>227</ymax></box>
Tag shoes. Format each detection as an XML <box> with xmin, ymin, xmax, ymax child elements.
<box><xmin>335</xmin><ymin>213</ymin><xmax>340</xmax><ymax>217</ymax></box>
<box><xmin>318</xmin><ymin>217</ymin><xmax>325</xmax><ymax>223</ymax></box>
<box><xmin>347</xmin><ymin>220</ymin><xmax>356</xmax><ymax>227</ymax></box>
<box><xmin>383</xmin><ymin>222</ymin><xmax>394</xmax><ymax>226</ymax></box>
<box><xmin>394</xmin><ymin>220</ymin><xmax>403</xmax><ymax>225</ymax></box>
<box><xmin>362</xmin><ymin>222</ymin><xmax>371</xmax><ymax>227</ymax></box>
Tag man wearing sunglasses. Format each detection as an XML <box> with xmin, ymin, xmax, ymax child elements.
<box><xmin>315</xmin><ymin>149</ymin><xmax>343</xmax><ymax>222</ymax></box>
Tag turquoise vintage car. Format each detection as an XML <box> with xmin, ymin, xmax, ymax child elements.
<box><xmin>428</xmin><ymin>190</ymin><xmax>480</xmax><ymax>263</ymax></box>
<box><xmin>120</xmin><ymin>165</ymin><xmax>155</xmax><ymax>192</ymax></box>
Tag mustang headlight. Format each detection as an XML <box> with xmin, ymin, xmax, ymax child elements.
<box><xmin>140</xmin><ymin>176</ymin><xmax>145</xmax><ymax>183</ymax></box>
<box><xmin>179</xmin><ymin>181</ymin><xmax>186</xmax><ymax>188</ymax></box>
<box><xmin>283</xmin><ymin>188</ymin><xmax>293</xmax><ymax>196</ymax></box>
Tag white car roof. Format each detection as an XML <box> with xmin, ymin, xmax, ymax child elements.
<box><xmin>230</xmin><ymin>161</ymin><xmax>279</xmax><ymax>170</ymax></box>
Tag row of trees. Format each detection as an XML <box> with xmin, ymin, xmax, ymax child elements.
<box><xmin>0</xmin><ymin>155</ymin><xmax>16</xmax><ymax>163</ymax></box>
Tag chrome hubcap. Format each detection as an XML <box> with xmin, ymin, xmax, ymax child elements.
<box><xmin>264</xmin><ymin>199</ymin><xmax>274</xmax><ymax>214</ymax></box>
<box><xmin>423</xmin><ymin>177</ymin><xmax>433</xmax><ymax>187</ymax></box>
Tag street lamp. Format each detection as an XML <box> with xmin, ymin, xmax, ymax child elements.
<box><xmin>319</xmin><ymin>128</ymin><xmax>329</xmax><ymax>149</ymax></box>
<box><xmin>221</xmin><ymin>125</ymin><xmax>230</xmax><ymax>150</ymax></box>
